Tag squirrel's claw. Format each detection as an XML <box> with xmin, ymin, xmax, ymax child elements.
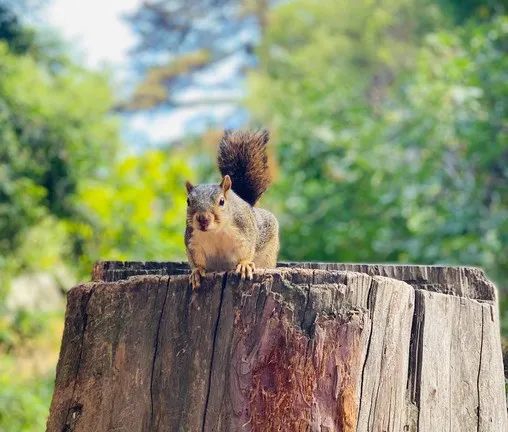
<box><xmin>235</xmin><ymin>261</ymin><xmax>255</xmax><ymax>280</ymax></box>
<box><xmin>190</xmin><ymin>267</ymin><xmax>206</xmax><ymax>290</ymax></box>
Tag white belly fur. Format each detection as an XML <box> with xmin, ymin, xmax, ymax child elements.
<box><xmin>190</xmin><ymin>225</ymin><xmax>249</xmax><ymax>271</ymax></box>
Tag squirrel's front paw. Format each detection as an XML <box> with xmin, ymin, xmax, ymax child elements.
<box><xmin>190</xmin><ymin>267</ymin><xmax>206</xmax><ymax>290</ymax></box>
<box><xmin>235</xmin><ymin>260</ymin><xmax>255</xmax><ymax>280</ymax></box>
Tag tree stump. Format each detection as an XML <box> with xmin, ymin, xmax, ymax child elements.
<box><xmin>47</xmin><ymin>262</ymin><xmax>507</xmax><ymax>432</ymax></box>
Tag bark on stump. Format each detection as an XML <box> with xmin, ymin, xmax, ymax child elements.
<box><xmin>47</xmin><ymin>262</ymin><xmax>507</xmax><ymax>432</ymax></box>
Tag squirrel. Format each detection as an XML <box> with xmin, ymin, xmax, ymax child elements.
<box><xmin>184</xmin><ymin>129</ymin><xmax>279</xmax><ymax>289</ymax></box>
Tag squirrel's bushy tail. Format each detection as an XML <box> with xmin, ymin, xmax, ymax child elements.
<box><xmin>217</xmin><ymin>129</ymin><xmax>271</xmax><ymax>206</ymax></box>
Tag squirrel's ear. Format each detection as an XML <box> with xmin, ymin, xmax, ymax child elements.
<box><xmin>185</xmin><ymin>181</ymin><xmax>194</xmax><ymax>194</ymax></box>
<box><xmin>220</xmin><ymin>175</ymin><xmax>232</xmax><ymax>193</ymax></box>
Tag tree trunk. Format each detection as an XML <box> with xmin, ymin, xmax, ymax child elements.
<box><xmin>47</xmin><ymin>262</ymin><xmax>507</xmax><ymax>432</ymax></box>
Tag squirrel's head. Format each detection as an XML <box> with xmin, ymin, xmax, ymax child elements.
<box><xmin>185</xmin><ymin>175</ymin><xmax>233</xmax><ymax>232</ymax></box>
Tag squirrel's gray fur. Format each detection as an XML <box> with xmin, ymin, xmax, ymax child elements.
<box><xmin>184</xmin><ymin>130</ymin><xmax>279</xmax><ymax>289</ymax></box>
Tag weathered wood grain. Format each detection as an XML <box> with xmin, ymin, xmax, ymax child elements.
<box><xmin>48</xmin><ymin>263</ymin><xmax>507</xmax><ymax>432</ymax></box>
<box><xmin>355</xmin><ymin>276</ymin><xmax>414</xmax><ymax>432</ymax></box>
<box><xmin>416</xmin><ymin>291</ymin><xmax>483</xmax><ymax>431</ymax></box>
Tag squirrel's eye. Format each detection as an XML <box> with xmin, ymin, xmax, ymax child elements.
<box><xmin>187</xmin><ymin>198</ymin><xmax>190</xmax><ymax>205</ymax></box>
<box><xmin>219</xmin><ymin>197</ymin><xmax>225</xmax><ymax>206</ymax></box>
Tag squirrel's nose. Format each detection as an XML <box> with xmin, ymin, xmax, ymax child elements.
<box><xmin>196</xmin><ymin>214</ymin><xmax>211</xmax><ymax>229</ymax></box>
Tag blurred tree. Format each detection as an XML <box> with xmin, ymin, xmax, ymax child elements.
<box><xmin>437</xmin><ymin>0</ymin><xmax>505</xmax><ymax>23</ymax></box>
<box><xmin>0</xmin><ymin>40</ymin><xmax>119</xmax><ymax>283</ymax></box>
<box><xmin>382</xmin><ymin>17</ymin><xmax>507</xmax><ymax>279</ymax></box>
<box><xmin>0</xmin><ymin>0</ymin><xmax>115</xmax><ymax>268</ymax></box>
<box><xmin>248</xmin><ymin>0</ymin><xmax>507</xmax><ymax>284</ymax></box>
<box><xmin>0</xmin><ymin>1</ymin><xmax>35</xmax><ymax>53</ymax></box>
<box><xmin>0</xmin><ymin>0</ymin><xmax>67</xmax><ymax>69</ymax></box>
<box><xmin>248</xmin><ymin>0</ymin><xmax>440</xmax><ymax>259</ymax></box>
<box><xmin>0</xmin><ymin>370</ymin><xmax>55</xmax><ymax>431</ymax></box>
<box><xmin>123</xmin><ymin>0</ymin><xmax>273</xmax><ymax>111</ymax></box>
<box><xmin>72</xmin><ymin>149</ymin><xmax>194</xmax><ymax>271</ymax></box>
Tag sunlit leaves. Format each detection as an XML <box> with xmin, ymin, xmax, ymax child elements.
<box><xmin>73</xmin><ymin>149</ymin><xmax>193</xmax><ymax>268</ymax></box>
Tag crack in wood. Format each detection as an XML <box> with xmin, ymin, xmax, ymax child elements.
<box><xmin>406</xmin><ymin>290</ymin><xmax>425</xmax><ymax>431</ymax></box>
<box><xmin>356</xmin><ymin>279</ymin><xmax>375</xmax><ymax>431</ymax></box>
<box><xmin>201</xmin><ymin>273</ymin><xmax>227</xmax><ymax>432</ymax></box>
<box><xmin>149</xmin><ymin>276</ymin><xmax>170</xmax><ymax>431</ymax></box>
<box><xmin>365</xmin><ymin>281</ymin><xmax>390</xmax><ymax>431</ymax></box>
<box><xmin>300</xmin><ymin>282</ymin><xmax>313</xmax><ymax>337</ymax></box>
<box><xmin>476</xmin><ymin>305</ymin><xmax>485</xmax><ymax>432</ymax></box>
<box><xmin>63</xmin><ymin>286</ymin><xmax>94</xmax><ymax>431</ymax></box>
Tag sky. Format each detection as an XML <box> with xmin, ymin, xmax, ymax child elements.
<box><xmin>43</xmin><ymin>0</ymin><xmax>241</xmax><ymax>146</ymax></box>
<box><xmin>45</xmin><ymin>0</ymin><xmax>140</xmax><ymax>69</ymax></box>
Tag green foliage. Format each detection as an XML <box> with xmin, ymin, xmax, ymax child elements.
<box><xmin>248</xmin><ymin>0</ymin><xmax>507</xmax><ymax>285</ymax></box>
<box><xmin>0</xmin><ymin>372</ymin><xmax>54</xmax><ymax>432</ymax></box>
<box><xmin>0</xmin><ymin>2</ymin><xmax>35</xmax><ymax>53</ymax></box>
<box><xmin>0</xmin><ymin>40</ymin><xmax>119</xmax><ymax>284</ymax></box>
<box><xmin>72</xmin><ymin>149</ymin><xmax>193</xmax><ymax>271</ymax></box>
<box><xmin>383</xmin><ymin>17</ymin><xmax>508</xmax><ymax>277</ymax></box>
<box><xmin>436</xmin><ymin>0</ymin><xmax>506</xmax><ymax>23</ymax></box>
<box><xmin>0</xmin><ymin>309</ymin><xmax>62</xmax><ymax>432</ymax></box>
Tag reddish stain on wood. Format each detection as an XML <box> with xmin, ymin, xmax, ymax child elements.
<box><xmin>229</xmin><ymin>294</ymin><xmax>367</xmax><ymax>432</ymax></box>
